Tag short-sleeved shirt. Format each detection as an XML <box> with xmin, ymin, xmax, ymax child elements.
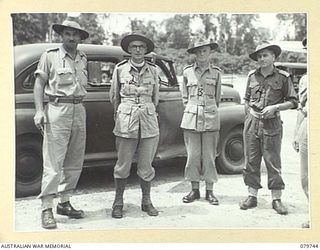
<box><xmin>34</xmin><ymin>45</ymin><xmax>88</xmax><ymax>97</ymax></box>
<box><xmin>244</xmin><ymin>66</ymin><xmax>298</xmax><ymax>111</ymax></box>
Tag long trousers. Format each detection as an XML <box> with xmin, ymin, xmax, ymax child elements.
<box><xmin>38</xmin><ymin>103</ymin><xmax>86</xmax><ymax>200</ymax></box>
<box><xmin>183</xmin><ymin>130</ymin><xmax>219</xmax><ymax>184</ymax></box>
<box><xmin>243</xmin><ymin>113</ymin><xmax>285</xmax><ymax>190</ymax></box>
<box><xmin>113</xmin><ymin>135</ymin><xmax>159</xmax><ymax>181</ymax></box>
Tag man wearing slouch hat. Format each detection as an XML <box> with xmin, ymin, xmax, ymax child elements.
<box><xmin>34</xmin><ymin>19</ymin><xmax>89</xmax><ymax>229</ymax></box>
<box><xmin>109</xmin><ymin>33</ymin><xmax>160</xmax><ymax>219</ymax></box>
<box><xmin>239</xmin><ymin>41</ymin><xmax>298</xmax><ymax>215</ymax></box>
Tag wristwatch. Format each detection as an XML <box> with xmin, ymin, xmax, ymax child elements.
<box><xmin>275</xmin><ymin>104</ymin><xmax>280</xmax><ymax>112</ymax></box>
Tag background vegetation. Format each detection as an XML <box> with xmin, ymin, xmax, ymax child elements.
<box><xmin>11</xmin><ymin>13</ymin><xmax>306</xmax><ymax>75</ymax></box>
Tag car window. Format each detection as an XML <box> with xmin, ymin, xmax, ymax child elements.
<box><xmin>156</xmin><ymin>60</ymin><xmax>177</xmax><ymax>89</ymax></box>
<box><xmin>20</xmin><ymin>60</ymin><xmax>117</xmax><ymax>91</ymax></box>
<box><xmin>22</xmin><ymin>69</ymin><xmax>36</xmax><ymax>90</ymax></box>
<box><xmin>157</xmin><ymin>65</ymin><xmax>169</xmax><ymax>87</ymax></box>
<box><xmin>87</xmin><ymin>61</ymin><xmax>116</xmax><ymax>89</ymax></box>
<box><xmin>20</xmin><ymin>58</ymin><xmax>176</xmax><ymax>91</ymax></box>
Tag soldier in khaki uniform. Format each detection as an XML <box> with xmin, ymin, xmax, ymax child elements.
<box><xmin>180</xmin><ymin>38</ymin><xmax>221</xmax><ymax>205</ymax></box>
<box><xmin>239</xmin><ymin>41</ymin><xmax>298</xmax><ymax>215</ymax></box>
<box><xmin>33</xmin><ymin>20</ymin><xmax>89</xmax><ymax>229</ymax></box>
<box><xmin>109</xmin><ymin>33</ymin><xmax>159</xmax><ymax>218</ymax></box>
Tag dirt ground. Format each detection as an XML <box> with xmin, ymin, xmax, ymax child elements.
<box><xmin>14</xmin><ymin>107</ymin><xmax>310</xmax><ymax>232</ymax></box>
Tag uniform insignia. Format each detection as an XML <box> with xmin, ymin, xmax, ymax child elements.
<box><xmin>210</xmin><ymin>65</ymin><xmax>221</xmax><ymax>71</ymax></box>
<box><xmin>79</xmin><ymin>51</ymin><xmax>87</xmax><ymax>58</ymax></box>
<box><xmin>183</xmin><ymin>64</ymin><xmax>194</xmax><ymax>71</ymax></box>
<box><xmin>278</xmin><ymin>69</ymin><xmax>290</xmax><ymax>77</ymax></box>
<box><xmin>117</xmin><ymin>59</ymin><xmax>128</xmax><ymax>67</ymax></box>
<box><xmin>46</xmin><ymin>47</ymin><xmax>59</xmax><ymax>52</ymax></box>
<box><xmin>197</xmin><ymin>87</ymin><xmax>204</xmax><ymax>96</ymax></box>
<box><xmin>146</xmin><ymin>61</ymin><xmax>156</xmax><ymax>67</ymax></box>
<box><xmin>248</xmin><ymin>69</ymin><xmax>256</xmax><ymax>77</ymax></box>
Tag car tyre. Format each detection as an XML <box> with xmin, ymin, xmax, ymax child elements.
<box><xmin>15</xmin><ymin>135</ymin><xmax>43</xmax><ymax>197</ymax></box>
<box><xmin>217</xmin><ymin>126</ymin><xmax>244</xmax><ymax>174</ymax></box>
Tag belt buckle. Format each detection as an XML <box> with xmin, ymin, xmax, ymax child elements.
<box><xmin>135</xmin><ymin>96</ymin><xmax>140</xmax><ymax>104</ymax></box>
<box><xmin>54</xmin><ymin>97</ymin><xmax>59</xmax><ymax>104</ymax></box>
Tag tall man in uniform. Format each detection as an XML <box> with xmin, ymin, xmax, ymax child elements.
<box><xmin>239</xmin><ymin>41</ymin><xmax>298</xmax><ymax>215</ymax></box>
<box><xmin>33</xmin><ymin>20</ymin><xmax>89</xmax><ymax>229</ymax></box>
<box><xmin>109</xmin><ymin>33</ymin><xmax>160</xmax><ymax>218</ymax></box>
<box><xmin>180</xmin><ymin>38</ymin><xmax>221</xmax><ymax>205</ymax></box>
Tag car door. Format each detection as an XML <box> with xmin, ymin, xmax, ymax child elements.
<box><xmin>83</xmin><ymin>59</ymin><xmax>119</xmax><ymax>167</ymax></box>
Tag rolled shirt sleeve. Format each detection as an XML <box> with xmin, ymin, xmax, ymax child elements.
<box><xmin>34</xmin><ymin>52</ymin><xmax>49</xmax><ymax>82</ymax></box>
<box><xmin>284</xmin><ymin>76</ymin><xmax>298</xmax><ymax>108</ymax></box>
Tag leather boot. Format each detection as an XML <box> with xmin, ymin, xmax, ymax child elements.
<box><xmin>140</xmin><ymin>179</ymin><xmax>159</xmax><ymax>216</ymax></box>
<box><xmin>272</xmin><ymin>199</ymin><xmax>288</xmax><ymax>215</ymax></box>
<box><xmin>239</xmin><ymin>196</ymin><xmax>257</xmax><ymax>210</ymax></box>
<box><xmin>182</xmin><ymin>189</ymin><xmax>200</xmax><ymax>203</ymax></box>
<box><xmin>111</xmin><ymin>178</ymin><xmax>127</xmax><ymax>219</ymax></box>
<box><xmin>205</xmin><ymin>190</ymin><xmax>219</xmax><ymax>205</ymax></box>
<box><xmin>41</xmin><ymin>208</ymin><xmax>57</xmax><ymax>229</ymax></box>
<box><xmin>56</xmin><ymin>201</ymin><xmax>84</xmax><ymax>219</ymax></box>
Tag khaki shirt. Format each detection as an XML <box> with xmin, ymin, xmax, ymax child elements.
<box><xmin>180</xmin><ymin>63</ymin><xmax>222</xmax><ymax>132</ymax></box>
<box><xmin>35</xmin><ymin>45</ymin><xmax>87</xmax><ymax>97</ymax></box>
<box><xmin>244</xmin><ymin>66</ymin><xmax>298</xmax><ymax>111</ymax></box>
<box><xmin>109</xmin><ymin>60</ymin><xmax>159</xmax><ymax>139</ymax></box>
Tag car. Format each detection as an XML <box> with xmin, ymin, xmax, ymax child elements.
<box><xmin>14</xmin><ymin>43</ymin><xmax>245</xmax><ymax>197</ymax></box>
<box><xmin>275</xmin><ymin>62</ymin><xmax>307</xmax><ymax>93</ymax></box>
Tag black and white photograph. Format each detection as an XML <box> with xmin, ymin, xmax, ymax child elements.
<box><xmin>11</xmin><ymin>12</ymin><xmax>310</xmax><ymax>232</ymax></box>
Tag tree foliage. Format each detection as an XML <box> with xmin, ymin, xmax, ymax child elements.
<box><xmin>12</xmin><ymin>13</ymin><xmax>306</xmax><ymax>75</ymax></box>
<box><xmin>12</xmin><ymin>13</ymin><xmax>67</xmax><ymax>45</ymax></box>
<box><xmin>276</xmin><ymin>13</ymin><xmax>306</xmax><ymax>40</ymax></box>
<box><xmin>163</xmin><ymin>15</ymin><xmax>191</xmax><ymax>49</ymax></box>
<box><xmin>12</xmin><ymin>13</ymin><xmax>105</xmax><ymax>45</ymax></box>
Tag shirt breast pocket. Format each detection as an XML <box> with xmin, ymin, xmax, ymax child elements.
<box><xmin>56</xmin><ymin>68</ymin><xmax>74</xmax><ymax>85</ymax></box>
<box><xmin>186</xmin><ymin>81</ymin><xmax>198</xmax><ymax>97</ymax></box>
<box><xmin>205</xmin><ymin>78</ymin><xmax>216</xmax><ymax>97</ymax></box>
<box><xmin>268</xmin><ymin>81</ymin><xmax>283</xmax><ymax>100</ymax></box>
<box><xmin>120</xmin><ymin>72</ymin><xmax>134</xmax><ymax>84</ymax></box>
<box><xmin>249</xmin><ymin>81</ymin><xmax>260</xmax><ymax>100</ymax></box>
<box><xmin>142</xmin><ymin>77</ymin><xmax>155</xmax><ymax>85</ymax></box>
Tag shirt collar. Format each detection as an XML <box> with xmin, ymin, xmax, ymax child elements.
<box><xmin>59</xmin><ymin>45</ymin><xmax>82</xmax><ymax>62</ymax></box>
<box><xmin>128</xmin><ymin>59</ymin><xmax>150</xmax><ymax>73</ymax></box>
<box><xmin>256</xmin><ymin>65</ymin><xmax>278</xmax><ymax>78</ymax></box>
<box><xmin>194</xmin><ymin>62</ymin><xmax>211</xmax><ymax>74</ymax></box>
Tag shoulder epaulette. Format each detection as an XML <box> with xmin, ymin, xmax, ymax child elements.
<box><xmin>45</xmin><ymin>47</ymin><xmax>59</xmax><ymax>52</ymax></box>
<box><xmin>117</xmin><ymin>59</ymin><xmax>128</xmax><ymax>67</ymax></box>
<box><xmin>248</xmin><ymin>69</ymin><xmax>256</xmax><ymax>77</ymax></box>
<box><xmin>79</xmin><ymin>50</ymin><xmax>87</xmax><ymax>58</ymax></box>
<box><xmin>146</xmin><ymin>60</ymin><xmax>156</xmax><ymax>67</ymax></box>
<box><xmin>278</xmin><ymin>69</ymin><xmax>290</xmax><ymax>77</ymax></box>
<box><xmin>210</xmin><ymin>65</ymin><xmax>221</xmax><ymax>71</ymax></box>
<box><xmin>183</xmin><ymin>64</ymin><xmax>194</xmax><ymax>71</ymax></box>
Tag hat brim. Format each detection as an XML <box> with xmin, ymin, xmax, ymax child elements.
<box><xmin>121</xmin><ymin>34</ymin><xmax>154</xmax><ymax>54</ymax></box>
<box><xmin>187</xmin><ymin>43</ymin><xmax>219</xmax><ymax>54</ymax></box>
<box><xmin>249</xmin><ymin>45</ymin><xmax>281</xmax><ymax>61</ymax></box>
<box><xmin>52</xmin><ymin>24</ymin><xmax>89</xmax><ymax>40</ymax></box>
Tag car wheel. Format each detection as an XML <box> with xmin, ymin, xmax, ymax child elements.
<box><xmin>217</xmin><ymin>126</ymin><xmax>244</xmax><ymax>174</ymax></box>
<box><xmin>15</xmin><ymin>135</ymin><xmax>43</xmax><ymax>197</ymax></box>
